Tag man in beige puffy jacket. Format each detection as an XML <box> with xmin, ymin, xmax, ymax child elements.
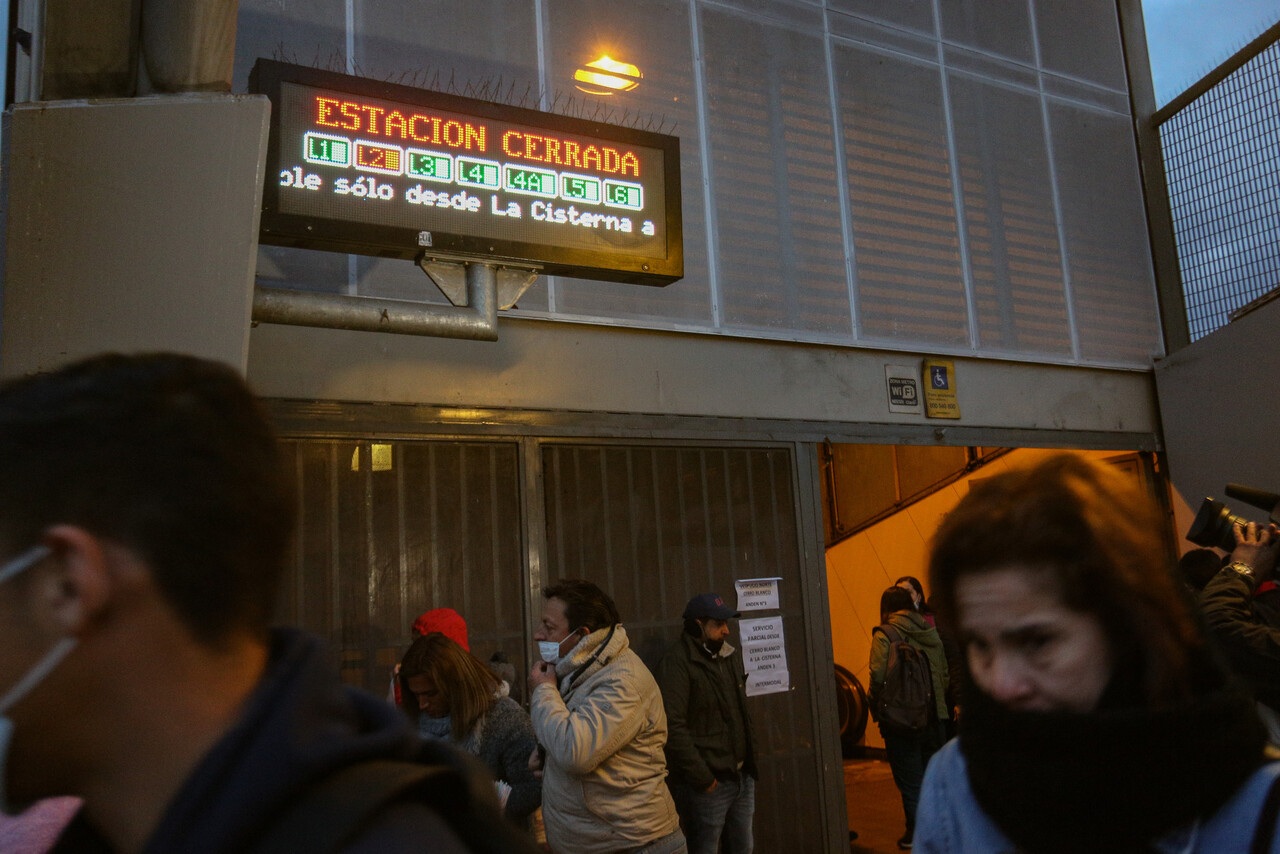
<box><xmin>529</xmin><ymin>580</ymin><xmax>686</xmax><ymax>854</ymax></box>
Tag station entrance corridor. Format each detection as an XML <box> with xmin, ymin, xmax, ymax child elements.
<box><xmin>822</xmin><ymin>446</ymin><xmax>1170</xmax><ymax>850</ymax></box>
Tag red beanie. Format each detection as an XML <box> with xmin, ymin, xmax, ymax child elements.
<box><xmin>411</xmin><ymin>608</ymin><xmax>469</xmax><ymax>651</ymax></box>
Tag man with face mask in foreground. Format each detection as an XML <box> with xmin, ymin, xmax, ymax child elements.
<box><xmin>528</xmin><ymin>579</ymin><xmax>685</xmax><ymax>854</ymax></box>
<box><xmin>0</xmin><ymin>353</ymin><xmax>526</xmax><ymax>854</ymax></box>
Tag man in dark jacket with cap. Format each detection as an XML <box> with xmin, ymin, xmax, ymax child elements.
<box><xmin>656</xmin><ymin>593</ymin><xmax>758</xmax><ymax>854</ymax></box>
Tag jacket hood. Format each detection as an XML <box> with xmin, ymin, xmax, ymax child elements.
<box><xmin>555</xmin><ymin>624</ymin><xmax>629</xmax><ymax>688</ymax></box>
<box><xmin>886</xmin><ymin>610</ymin><xmax>945</xmax><ymax>653</ymax></box>
<box><xmin>139</xmin><ymin>627</ymin><xmax>426</xmax><ymax>854</ymax></box>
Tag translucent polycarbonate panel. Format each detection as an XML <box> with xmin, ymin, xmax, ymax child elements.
<box><xmin>237</xmin><ymin>0</ymin><xmax>1161</xmax><ymax>368</ymax></box>
<box><xmin>833</xmin><ymin>44</ymin><xmax>969</xmax><ymax>345</ymax></box>
<box><xmin>353</xmin><ymin>256</ymin><xmax>451</xmax><ymax>304</ymax></box>
<box><xmin>827</xmin><ymin>0</ymin><xmax>936</xmax><ymax>35</ymax></box>
<box><xmin>542</xmin><ymin>443</ymin><xmax>823</xmax><ymax>854</ymax></box>
<box><xmin>827</xmin><ymin>10</ymin><xmax>936</xmax><ymax>61</ymax></box>
<box><xmin>352</xmin><ymin>0</ymin><xmax>538</xmax><ymax>86</ymax></box>
<box><xmin>537</xmin><ymin>0</ymin><xmax>712</xmax><ymax>324</ymax></box>
<box><xmin>1033</xmin><ymin>0</ymin><xmax>1127</xmax><ymax>92</ymax></box>
<box><xmin>233</xmin><ymin>0</ymin><xmax>347</xmax><ymax>94</ymax></box>
<box><xmin>1048</xmin><ymin>101</ymin><xmax>1162</xmax><ymax>364</ymax></box>
<box><xmin>947</xmin><ymin>74</ymin><xmax>1071</xmax><ymax>356</ymax></box>
<box><xmin>236</xmin><ymin>0</ymin><xmax>353</xmax><ymax>295</ymax></box>
<box><xmin>700</xmin><ymin>8</ymin><xmax>852</xmax><ymax>336</ymax></box>
<box><xmin>1041</xmin><ymin>72</ymin><xmax>1131</xmax><ymax>115</ymax></box>
<box><xmin>253</xmin><ymin>244</ymin><xmax>351</xmax><ymax>295</ymax></box>
<box><xmin>707</xmin><ymin>0</ymin><xmax>824</xmax><ymax>28</ymax></box>
<box><xmin>278</xmin><ymin>440</ymin><xmax>528</xmax><ymax>701</ymax></box>
<box><xmin>350</xmin><ymin>0</ymin><xmax>542</xmax><ymax>297</ymax></box>
<box><xmin>943</xmin><ymin>45</ymin><xmax>1038</xmax><ymax>90</ymax></box>
<box><xmin>939</xmin><ymin>0</ymin><xmax>1034</xmax><ymax>64</ymax></box>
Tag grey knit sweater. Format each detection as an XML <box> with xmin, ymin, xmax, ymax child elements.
<box><xmin>471</xmin><ymin>696</ymin><xmax>542</xmax><ymax>824</ymax></box>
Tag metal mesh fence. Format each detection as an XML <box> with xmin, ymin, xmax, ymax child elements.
<box><xmin>1158</xmin><ymin>33</ymin><xmax>1280</xmax><ymax>341</ymax></box>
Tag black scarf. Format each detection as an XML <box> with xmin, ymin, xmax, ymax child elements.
<box><xmin>960</xmin><ymin>676</ymin><xmax>1265</xmax><ymax>854</ymax></box>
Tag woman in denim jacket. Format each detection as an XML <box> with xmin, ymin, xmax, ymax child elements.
<box><xmin>917</xmin><ymin>453</ymin><xmax>1280</xmax><ymax>854</ymax></box>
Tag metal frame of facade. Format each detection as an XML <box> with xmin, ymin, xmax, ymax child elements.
<box><xmin>1116</xmin><ymin>0</ymin><xmax>1189</xmax><ymax>353</ymax></box>
<box><xmin>1117</xmin><ymin>1</ymin><xmax>1280</xmax><ymax>352</ymax></box>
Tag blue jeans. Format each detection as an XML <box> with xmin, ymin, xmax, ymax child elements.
<box><xmin>882</xmin><ymin>722</ymin><xmax>946</xmax><ymax>833</ymax></box>
<box><xmin>630</xmin><ymin>828</ymin><xmax>688</xmax><ymax>854</ymax></box>
<box><xmin>670</xmin><ymin>775</ymin><xmax>755</xmax><ymax>854</ymax></box>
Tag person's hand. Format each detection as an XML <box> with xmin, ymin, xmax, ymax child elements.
<box><xmin>528</xmin><ymin>746</ymin><xmax>544</xmax><ymax>780</ymax></box>
<box><xmin>703</xmin><ymin>780</ymin><xmax>719</xmax><ymax>793</ymax></box>
<box><xmin>1231</xmin><ymin>522</ymin><xmax>1280</xmax><ymax>581</ymax></box>
<box><xmin>529</xmin><ymin>660</ymin><xmax>558</xmax><ymax>691</ymax></box>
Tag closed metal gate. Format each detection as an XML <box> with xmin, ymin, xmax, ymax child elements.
<box><xmin>542</xmin><ymin>443</ymin><xmax>825</xmax><ymax>854</ymax></box>
<box><xmin>275</xmin><ymin>435</ymin><xmax>833</xmax><ymax>853</ymax></box>
<box><xmin>275</xmin><ymin>439</ymin><xmax>526</xmax><ymax>697</ymax></box>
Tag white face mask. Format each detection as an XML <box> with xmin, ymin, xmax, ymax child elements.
<box><xmin>538</xmin><ymin>630</ymin><xmax>582</xmax><ymax>664</ymax></box>
<box><xmin>538</xmin><ymin>640</ymin><xmax>561</xmax><ymax>664</ymax></box>
<box><xmin>0</xmin><ymin>545</ymin><xmax>78</xmax><ymax>815</ymax></box>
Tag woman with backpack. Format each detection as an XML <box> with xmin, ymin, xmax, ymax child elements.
<box><xmin>917</xmin><ymin>453</ymin><xmax>1280</xmax><ymax>853</ymax></box>
<box><xmin>869</xmin><ymin>586</ymin><xmax>950</xmax><ymax>850</ymax></box>
<box><xmin>894</xmin><ymin>575</ymin><xmax>936</xmax><ymax>626</ymax></box>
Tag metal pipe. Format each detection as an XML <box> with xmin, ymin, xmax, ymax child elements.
<box><xmin>252</xmin><ymin>261</ymin><xmax>499</xmax><ymax>340</ymax></box>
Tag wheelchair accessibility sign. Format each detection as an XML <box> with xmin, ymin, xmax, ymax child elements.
<box><xmin>923</xmin><ymin>359</ymin><xmax>960</xmax><ymax>419</ymax></box>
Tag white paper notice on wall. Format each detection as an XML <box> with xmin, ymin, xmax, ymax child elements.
<box><xmin>740</xmin><ymin>615</ymin><xmax>790</xmax><ymax>696</ymax></box>
<box><xmin>735</xmin><ymin>577</ymin><xmax>781</xmax><ymax>611</ymax></box>
<box><xmin>745</xmin><ymin>671</ymin><xmax>790</xmax><ymax>696</ymax></box>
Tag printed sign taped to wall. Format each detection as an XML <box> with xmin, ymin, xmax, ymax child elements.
<box><xmin>735</xmin><ymin>577</ymin><xmax>780</xmax><ymax>611</ymax></box>
<box><xmin>740</xmin><ymin>615</ymin><xmax>790</xmax><ymax>696</ymax></box>
<box><xmin>745</xmin><ymin>671</ymin><xmax>790</xmax><ymax>696</ymax></box>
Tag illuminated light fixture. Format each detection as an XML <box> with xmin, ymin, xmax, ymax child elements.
<box><xmin>351</xmin><ymin>443</ymin><xmax>394</xmax><ymax>471</ymax></box>
<box><xmin>574</xmin><ymin>55</ymin><xmax>642</xmax><ymax>94</ymax></box>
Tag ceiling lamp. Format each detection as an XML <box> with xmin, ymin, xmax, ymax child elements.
<box><xmin>574</xmin><ymin>55</ymin><xmax>642</xmax><ymax>94</ymax></box>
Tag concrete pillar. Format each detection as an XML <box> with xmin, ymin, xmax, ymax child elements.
<box><xmin>0</xmin><ymin>94</ymin><xmax>270</xmax><ymax>376</ymax></box>
<box><xmin>36</xmin><ymin>0</ymin><xmax>237</xmax><ymax>99</ymax></box>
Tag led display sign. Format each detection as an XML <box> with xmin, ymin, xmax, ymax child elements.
<box><xmin>250</xmin><ymin>60</ymin><xmax>683</xmax><ymax>286</ymax></box>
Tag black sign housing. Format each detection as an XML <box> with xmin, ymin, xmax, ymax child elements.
<box><xmin>250</xmin><ymin>60</ymin><xmax>683</xmax><ymax>286</ymax></box>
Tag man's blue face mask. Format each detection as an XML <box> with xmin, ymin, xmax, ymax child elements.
<box><xmin>0</xmin><ymin>544</ymin><xmax>78</xmax><ymax>814</ymax></box>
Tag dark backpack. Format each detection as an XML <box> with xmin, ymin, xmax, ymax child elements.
<box><xmin>248</xmin><ymin>745</ymin><xmax>542</xmax><ymax>854</ymax></box>
<box><xmin>872</xmin><ymin>623</ymin><xmax>934</xmax><ymax>734</ymax></box>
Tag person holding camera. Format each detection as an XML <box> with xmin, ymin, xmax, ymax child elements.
<box><xmin>1200</xmin><ymin>519</ymin><xmax>1280</xmax><ymax>743</ymax></box>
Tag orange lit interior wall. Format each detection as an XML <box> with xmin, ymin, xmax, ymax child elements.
<box><xmin>825</xmin><ymin>447</ymin><xmax>1153</xmax><ymax>750</ymax></box>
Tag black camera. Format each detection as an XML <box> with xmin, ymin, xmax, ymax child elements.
<box><xmin>1186</xmin><ymin>484</ymin><xmax>1280</xmax><ymax>552</ymax></box>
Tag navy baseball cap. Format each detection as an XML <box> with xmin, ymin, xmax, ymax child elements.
<box><xmin>683</xmin><ymin>593</ymin><xmax>740</xmax><ymax>620</ymax></box>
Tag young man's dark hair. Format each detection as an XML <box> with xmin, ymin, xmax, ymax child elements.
<box><xmin>542</xmin><ymin>579</ymin><xmax>620</xmax><ymax>632</ymax></box>
<box><xmin>0</xmin><ymin>352</ymin><xmax>293</xmax><ymax>644</ymax></box>
<box><xmin>0</xmin><ymin>352</ymin><xmax>529</xmax><ymax>854</ymax></box>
